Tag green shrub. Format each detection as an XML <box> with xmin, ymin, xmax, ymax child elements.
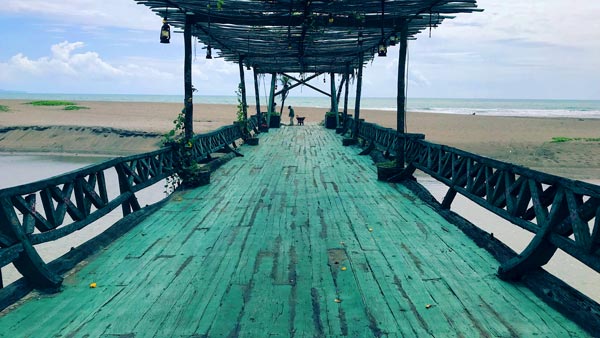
<box><xmin>28</xmin><ymin>100</ymin><xmax>76</xmax><ymax>106</ymax></box>
<box><xmin>551</xmin><ymin>136</ymin><xmax>600</xmax><ymax>143</ymax></box>
<box><xmin>63</xmin><ymin>105</ymin><xmax>89</xmax><ymax>111</ymax></box>
<box><xmin>551</xmin><ymin>137</ymin><xmax>573</xmax><ymax>143</ymax></box>
<box><xmin>0</xmin><ymin>105</ymin><xmax>9</xmax><ymax>112</ymax></box>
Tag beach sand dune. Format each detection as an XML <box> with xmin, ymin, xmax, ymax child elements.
<box><xmin>1</xmin><ymin>99</ymin><xmax>599</xmax><ymax>180</ymax></box>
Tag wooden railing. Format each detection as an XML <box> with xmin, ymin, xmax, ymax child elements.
<box><xmin>347</xmin><ymin>117</ymin><xmax>600</xmax><ymax>280</ymax></box>
<box><xmin>0</xmin><ymin>121</ymin><xmax>250</xmax><ymax>290</ymax></box>
<box><xmin>345</xmin><ymin>118</ymin><xmax>424</xmax><ymax>152</ymax></box>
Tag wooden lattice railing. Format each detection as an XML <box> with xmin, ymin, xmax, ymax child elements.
<box><xmin>346</xmin><ymin>118</ymin><xmax>424</xmax><ymax>152</ymax></box>
<box><xmin>0</xmin><ymin>121</ymin><xmax>249</xmax><ymax>290</ymax></box>
<box><xmin>347</xmin><ymin>117</ymin><xmax>600</xmax><ymax>280</ymax></box>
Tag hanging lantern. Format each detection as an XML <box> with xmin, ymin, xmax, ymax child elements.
<box><xmin>378</xmin><ymin>41</ymin><xmax>387</xmax><ymax>57</ymax></box>
<box><xmin>389</xmin><ymin>34</ymin><xmax>398</xmax><ymax>46</ymax></box>
<box><xmin>206</xmin><ymin>45</ymin><xmax>212</xmax><ymax>59</ymax></box>
<box><xmin>328</xmin><ymin>13</ymin><xmax>334</xmax><ymax>24</ymax></box>
<box><xmin>160</xmin><ymin>18</ymin><xmax>171</xmax><ymax>44</ymax></box>
<box><xmin>357</xmin><ymin>32</ymin><xmax>363</xmax><ymax>46</ymax></box>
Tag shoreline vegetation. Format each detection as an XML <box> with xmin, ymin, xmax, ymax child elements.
<box><xmin>1</xmin><ymin>98</ymin><xmax>600</xmax><ymax>180</ymax></box>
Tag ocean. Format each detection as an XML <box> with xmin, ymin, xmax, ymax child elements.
<box><xmin>2</xmin><ymin>93</ymin><xmax>600</xmax><ymax>119</ymax></box>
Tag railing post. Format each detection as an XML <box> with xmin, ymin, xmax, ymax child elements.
<box><xmin>0</xmin><ymin>198</ymin><xmax>63</xmax><ymax>290</ymax></box>
<box><xmin>441</xmin><ymin>188</ymin><xmax>458</xmax><ymax>209</ymax></box>
<box><xmin>115</xmin><ymin>163</ymin><xmax>141</xmax><ymax>216</ymax></box>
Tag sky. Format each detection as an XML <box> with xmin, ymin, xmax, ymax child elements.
<box><xmin>0</xmin><ymin>0</ymin><xmax>599</xmax><ymax>100</ymax></box>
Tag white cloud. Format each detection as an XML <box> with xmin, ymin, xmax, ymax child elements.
<box><xmin>1</xmin><ymin>0</ymin><xmax>598</xmax><ymax>99</ymax></box>
<box><xmin>435</xmin><ymin>0</ymin><xmax>600</xmax><ymax>50</ymax></box>
<box><xmin>1</xmin><ymin>41</ymin><xmax>123</xmax><ymax>79</ymax></box>
<box><xmin>0</xmin><ymin>41</ymin><xmax>177</xmax><ymax>93</ymax></box>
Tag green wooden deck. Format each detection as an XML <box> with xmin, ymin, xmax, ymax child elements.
<box><xmin>0</xmin><ymin>125</ymin><xmax>588</xmax><ymax>337</ymax></box>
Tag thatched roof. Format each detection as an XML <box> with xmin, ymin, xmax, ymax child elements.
<box><xmin>135</xmin><ymin>0</ymin><xmax>481</xmax><ymax>74</ymax></box>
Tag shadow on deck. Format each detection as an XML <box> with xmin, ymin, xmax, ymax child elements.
<box><xmin>0</xmin><ymin>125</ymin><xmax>589</xmax><ymax>337</ymax></box>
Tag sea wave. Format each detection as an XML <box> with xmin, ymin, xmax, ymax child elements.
<box><xmin>3</xmin><ymin>93</ymin><xmax>600</xmax><ymax>119</ymax></box>
<box><xmin>422</xmin><ymin>108</ymin><xmax>600</xmax><ymax>118</ymax></box>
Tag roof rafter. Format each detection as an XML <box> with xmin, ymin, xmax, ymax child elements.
<box><xmin>135</xmin><ymin>0</ymin><xmax>482</xmax><ymax>74</ymax></box>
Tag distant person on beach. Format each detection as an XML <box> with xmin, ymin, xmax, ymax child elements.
<box><xmin>288</xmin><ymin>105</ymin><xmax>295</xmax><ymax>126</ymax></box>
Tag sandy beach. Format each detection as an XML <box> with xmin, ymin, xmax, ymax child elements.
<box><xmin>1</xmin><ymin>99</ymin><xmax>599</xmax><ymax>180</ymax></box>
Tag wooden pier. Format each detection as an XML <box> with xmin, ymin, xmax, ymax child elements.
<box><xmin>1</xmin><ymin>0</ymin><xmax>599</xmax><ymax>336</ymax></box>
<box><xmin>0</xmin><ymin>125</ymin><xmax>590</xmax><ymax>337</ymax></box>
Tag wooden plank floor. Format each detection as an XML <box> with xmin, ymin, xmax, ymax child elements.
<box><xmin>0</xmin><ymin>125</ymin><xmax>588</xmax><ymax>337</ymax></box>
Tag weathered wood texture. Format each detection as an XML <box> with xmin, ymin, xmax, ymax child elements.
<box><xmin>0</xmin><ymin>122</ymin><xmax>250</xmax><ymax>291</ymax></box>
<box><xmin>349</xmin><ymin>116</ymin><xmax>600</xmax><ymax>281</ymax></box>
<box><xmin>0</xmin><ymin>125</ymin><xmax>588</xmax><ymax>337</ymax></box>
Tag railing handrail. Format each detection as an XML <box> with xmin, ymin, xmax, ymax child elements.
<box><xmin>412</xmin><ymin>139</ymin><xmax>600</xmax><ymax>195</ymax></box>
<box><xmin>0</xmin><ymin>148</ymin><xmax>172</xmax><ymax>198</ymax></box>
<box><xmin>0</xmin><ymin>120</ymin><xmax>250</xmax><ymax>291</ymax></box>
<box><xmin>348</xmin><ymin>116</ymin><xmax>600</xmax><ymax>280</ymax></box>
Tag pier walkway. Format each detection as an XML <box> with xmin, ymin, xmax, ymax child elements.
<box><xmin>0</xmin><ymin>125</ymin><xmax>588</xmax><ymax>337</ymax></box>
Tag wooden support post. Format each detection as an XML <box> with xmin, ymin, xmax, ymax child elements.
<box><xmin>267</xmin><ymin>73</ymin><xmax>276</xmax><ymax>126</ymax></box>
<box><xmin>343</xmin><ymin>63</ymin><xmax>350</xmax><ymax>129</ymax></box>
<box><xmin>183</xmin><ymin>15</ymin><xmax>194</xmax><ymax>141</ymax></box>
<box><xmin>330</xmin><ymin>73</ymin><xmax>339</xmax><ymax>126</ymax></box>
<box><xmin>353</xmin><ymin>53</ymin><xmax>364</xmax><ymax>138</ymax></box>
<box><xmin>238</xmin><ymin>57</ymin><xmax>248</xmax><ymax>124</ymax></box>
<box><xmin>441</xmin><ymin>188</ymin><xmax>458</xmax><ymax>209</ymax></box>
<box><xmin>396</xmin><ymin>20</ymin><xmax>408</xmax><ymax>169</ymax></box>
<box><xmin>336</xmin><ymin>76</ymin><xmax>345</xmax><ymax>108</ymax></box>
<box><xmin>253</xmin><ymin>67</ymin><xmax>262</xmax><ymax>128</ymax></box>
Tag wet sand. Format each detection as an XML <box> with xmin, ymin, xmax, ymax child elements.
<box><xmin>1</xmin><ymin>99</ymin><xmax>600</xmax><ymax>179</ymax></box>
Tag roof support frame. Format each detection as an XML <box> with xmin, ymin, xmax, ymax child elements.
<box><xmin>136</xmin><ymin>0</ymin><xmax>481</xmax><ymax>75</ymax></box>
<box><xmin>276</xmin><ymin>73</ymin><xmax>330</xmax><ymax>98</ymax></box>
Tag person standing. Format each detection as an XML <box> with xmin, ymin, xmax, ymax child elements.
<box><xmin>288</xmin><ymin>105</ymin><xmax>295</xmax><ymax>126</ymax></box>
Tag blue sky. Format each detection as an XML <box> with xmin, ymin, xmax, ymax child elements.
<box><xmin>1</xmin><ymin>0</ymin><xmax>599</xmax><ymax>100</ymax></box>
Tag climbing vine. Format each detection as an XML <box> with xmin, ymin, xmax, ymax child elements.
<box><xmin>162</xmin><ymin>107</ymin><xmax>203</xmax><ymax>193</ymax></box>
<box><xmin>235</xmin><ymin>82</ymin><xmax>253</xmax><ymax>139</ymax></box>
<box><xmin>162</xmin><ymin>108</ymin><xmax>186</xmax><ymax>146</ymax></box>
